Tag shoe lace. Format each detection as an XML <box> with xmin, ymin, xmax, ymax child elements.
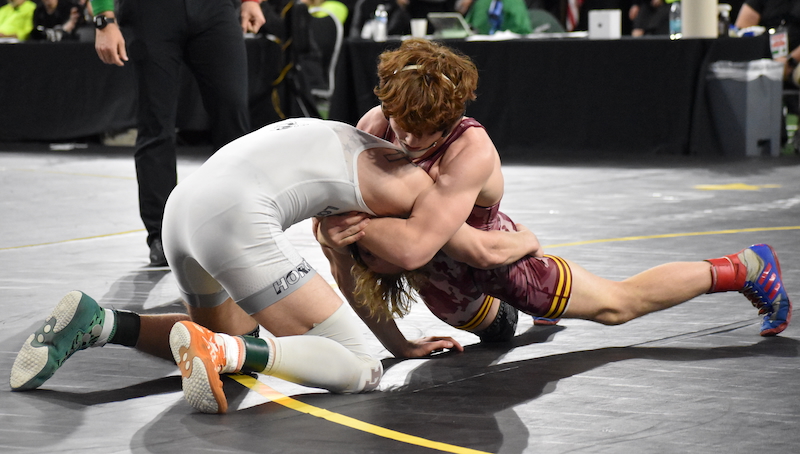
<box><xmin>54</xmin><ymin>313</ymin><xmax>103</xmax><ymax>368</ymax></box>
<box><xmin>742</xmin><ymin>283</ymin><xmax>771</xmax><ymax>315</ymax></box>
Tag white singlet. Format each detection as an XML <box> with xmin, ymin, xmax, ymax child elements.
<box><xmin>162</xmin><ymin>118</ymin><xmax>399</xmax><ymax>314</ymax></box>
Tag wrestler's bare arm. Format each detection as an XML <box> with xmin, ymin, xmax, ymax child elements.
<box><xmin>323</xmin><ymin>124</ymin><xmax>535</xmax><ymax>269</ymax></box>
<box><xmin>318</xmin><ymin>213</ymin><xmax>542</xmax><ymax>269</ymax></box>
<box><xmin>442</xmin><ymin>223</ymin><xmax>543</xmax><ymax>269</ymax></box>
<box><xmin>316</xmin><ymin>232</ymin><xmax>463</xmax><ymax>358</ymax></box>
<box><xmin>358</xmin><ymin>143</ymin><xmax>495</xmax><ymax>270</ymax></box>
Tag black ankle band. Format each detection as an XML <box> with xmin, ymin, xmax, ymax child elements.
<box><xmin>109</xmin><ymin>310</ymin><xmax>141</xmax><ymax>347</ymax></box>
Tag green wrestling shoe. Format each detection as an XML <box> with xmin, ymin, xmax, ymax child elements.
<box><xmin>9</xmin><ymin>291</ymin><xmax>106</xmax><ymax>391</ymax></box>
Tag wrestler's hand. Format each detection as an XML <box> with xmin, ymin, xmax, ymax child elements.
<box><xmin>316</xmin><ymin>212</ymin><xmax>372</xmax><ymax>251</ymax></box>
<box><xmin>240</xmin><ymin>1</ymin><xmax>266</xmax><ymax>34</ymax></box>
<box><xmin>514</xmin><ymin>224</ymin><xmax>544</xmax><ymax>258</ymax></box>
<box><xmin>400</xmin><ymin>336</ymin><xmax>464</xmax><ymax>358</ymax></box>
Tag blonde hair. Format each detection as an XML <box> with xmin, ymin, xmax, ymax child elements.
<box><xmin>375</xmin><ymin>38</ymin><xmax>478</xmax><ymax>136</ymax></box>
<box><xmin>350</xmin><ymin>245</ymin><xmax>428</xmax><ymax>322</ymax></box>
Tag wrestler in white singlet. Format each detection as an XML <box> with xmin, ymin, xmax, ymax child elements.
<box><xmin>163</xmin><ymin>118</ymin><xmax>396</xmax><ymax>312</ymax></box>
<box><xmin>161</xmin><ymin>118</ymin><xmax>400</xmax><ymax>394</ymax></box>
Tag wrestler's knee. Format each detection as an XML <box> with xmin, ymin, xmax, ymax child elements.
<box><xmin>584</xmin><ymin>301</ymin><xmax>640</xmax><ymax>325</ymax></box>
<box><xmin>329</xmin><ymin>353</ymin><xmax>382</xmax><ymax>394</ymax></box>
<box><xmin>592</xmin><ymin>310</ymin><xmax>632</xmax><ymax>325</ymax></box>
<box><xmin>566</xmin><ymin>279</ymin><xmax>641</xmax><ymax>325</ymax></box>
<box><xmin>303</xmin><ymin>304</ymin><xmax>383</xmax><ymax>393</ymax></box>
<box><xmin>475</xmin><ymin>301</ymin><xmax>518</xmax><ymax>343</ymax></box>
<box><xmin>565</xmin><ymin>296</ymin><xmax>638</xmax><ymax>325</ymax></box>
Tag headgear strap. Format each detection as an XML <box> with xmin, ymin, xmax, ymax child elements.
<box><xmin>393</xmin><ymin>65</ymin><xmax>456</xmax><ymax>89</ymax></box>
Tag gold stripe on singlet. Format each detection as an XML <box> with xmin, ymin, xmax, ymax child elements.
<box><xmin>542</xmin><ymin>255</ymin><xmax>572</xmax><ymax>319</ymax></box>
<box><xmin>455</xmin><ymin>295</ymin><xmax>495</xmax><ymax>331</ymax></box>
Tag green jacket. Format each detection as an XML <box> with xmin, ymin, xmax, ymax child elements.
<box><xmin>465</xmin><ymin>0</ymin><xmax>533</xmax><ymax>35</ymax></box>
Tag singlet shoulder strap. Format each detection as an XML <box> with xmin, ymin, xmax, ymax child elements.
<box><xmin>416</xmin><ymin>118</ymin><xmax>485</xmax><ymax>173</ymax></box>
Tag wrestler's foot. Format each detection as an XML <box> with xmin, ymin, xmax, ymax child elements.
<box><xmin>532</xmin><ymin>316</ymin><xmax>560</xmax><ymax>326</ymax></box>
<box><xmin>170</xmin><ymin>321</ymin><xmax>235</xmax><ymax>414</ymax></box>
<box><xmin>740</xmin><ymin>244</ymin><xmax>792</xmax><ymax>336</ymax></box>
<box><xmin>708</xmin><ymin>244</ymin><xmax>792</xmax><ymax>336</ymax></box>
<box><xmin>10</xmin><ymin>291</ymin><xmax>106</xmax><ymax>391</ymax></box>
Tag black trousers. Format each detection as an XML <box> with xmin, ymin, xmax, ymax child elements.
<box><xmin>123</xmin><ymin>0</ymin><xmax>250</xmax><ymax>246</ymax></box>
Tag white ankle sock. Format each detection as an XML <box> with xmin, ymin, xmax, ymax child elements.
<box><xmin>92</xmin><ymin>308</ymin><xmax>116</xmax><ymax>347</ymax></box>
<box><xmin>218</xmin><ymin>333</ymin><xmax>244</xmax><ymax>374</ymax></box>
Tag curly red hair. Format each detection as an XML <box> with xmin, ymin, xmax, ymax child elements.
<box><xmin>375</xmin><ymin>39</ymin><xmax>478</xmax><ymax>135</ymax></box>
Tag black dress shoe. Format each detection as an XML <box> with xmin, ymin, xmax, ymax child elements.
<box><xmin>149</xmin><ymin>239</ymin><xmax>168</xmax><ymax>267</ymax></box>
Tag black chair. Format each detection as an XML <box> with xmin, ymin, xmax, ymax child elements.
<box><xmin>349</xmin><ymin>0</ymin><xmax>381</xmax><ymax>38</ymax></box>
<box><xmin>307</xmin><ymin>7</ymin><xmax>345</xmax><ymax>116</ymax></box>
<box><xmin>528</xmin><ymin>7</ymin><xmax>565</xmax><ymax>33</ymax></box>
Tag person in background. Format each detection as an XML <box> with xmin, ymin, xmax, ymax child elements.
<box><xmin>630</xmin><ymin>0</ymin><xmax>669</xmax><ymax>37</ymax></box>
<box><xmin>303</xmin><ymin>0</ymin><xmax>349</xmax><ymax>23</ymax></box>
<box><xmin>735</xmin><ymin>0</ymin><xmax>800</xmax><ymax>83</ymax></box>
<box><xmin>30</xmin><ymin>0</ymin><xmax>81</xmax><ymax>41</ymax></box>
<box><xmin>360</xmin><ymin>0</ymin><xmax>456</xmax><ymax>37</ymax></box>
<box><xmin>90</xmin><ymin>0</ymin><xmax>266</xmax><ymax>266</ymax></box>
<box><xmin>0</xmin><ymin>0</ymin><xmax>36</xmax><ymax>40</ymax></box>
<box><xmin>736</xmin><ymin>0</ymin><xmax>800</xmax><ymax>152</ymax></box>
<box><xmin>458</xmin><ymin>0</ymin><xmax>533</xmax><ymax>35</ymax></box>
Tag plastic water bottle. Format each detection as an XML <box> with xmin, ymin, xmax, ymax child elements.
<box><xmin>717</xmin><ymin>3</ymin><xmax>731</xmax><ymax>37</ymax></box>
<box><xmin>669</xmin><ymin>1</ymin><xmax>681</xmax><ymax>40</ymax></box>
<box><xmin>373</xmin><ymin>4</ymin><xmax>388</xmax><ymax>42</ymax></box>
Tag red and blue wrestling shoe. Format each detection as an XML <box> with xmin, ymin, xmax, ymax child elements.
<box><xmin>532</xmin><ymin>316</ymin><xmax>560</xmax><ymax>326</ymax></box>
<box><xmin>708</xmin><ymin>244</ymin><xmax>792</xmax><ymax>336</ymax></box>
<box><xmin>745</xmin><ymin>244</ymin><xmax>792</xmax><ymax>336</ymax></box>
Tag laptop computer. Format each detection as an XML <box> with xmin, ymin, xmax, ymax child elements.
<box><xmin>426</xmin><ymin>12</ymin><xmax>474</xmax><ymax>39</ymax></box>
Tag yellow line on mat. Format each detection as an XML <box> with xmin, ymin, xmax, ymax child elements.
<box><xmin>230</xmin><ymin>374</ymin><xmax>490</xmax><ymax>454</ymax></box>
<box><xmin>0</xmin><ymin>229</ymin><xmax>145</xmax><ymax>251</ymax></box>
<box><xmin>544</xmin><ymin>226</ymin><xmax>800</xmax><ymax>249</ymax></box>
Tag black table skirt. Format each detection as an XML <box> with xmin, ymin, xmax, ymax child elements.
<box><xmin>0</xmin><ymin>38</ymin><xmax>283</xmax><ymax>142</ymax></box>
<box><xmin>328</xmin><ymin>36</ymin><xmax>770</xmax><ymax>159</ymax></box>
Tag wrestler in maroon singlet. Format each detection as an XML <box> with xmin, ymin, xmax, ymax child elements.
<box><xmin>386</xmin><ymin>118</ymin><xmax>572</xmax><ymax>329</ymax></box>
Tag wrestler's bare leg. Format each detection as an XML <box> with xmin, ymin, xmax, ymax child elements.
<box><xmin>135</xmin><ymin>313</ymin><xmax>191</xmax><ymax>360</ymax></box>
<box><xmin>247</xmin><ymin>274</ymin><xmax>341</xmax><ymax>336</ymax></box>
<box><xmin>563</xmin><ymin>259</ymin><xmax>712</xmax><ymax>325</ymax></box>
<box><xmin>128</xmin><ymin>298</ymin><xmax>260</xmax><ymax>361</ymax></box>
